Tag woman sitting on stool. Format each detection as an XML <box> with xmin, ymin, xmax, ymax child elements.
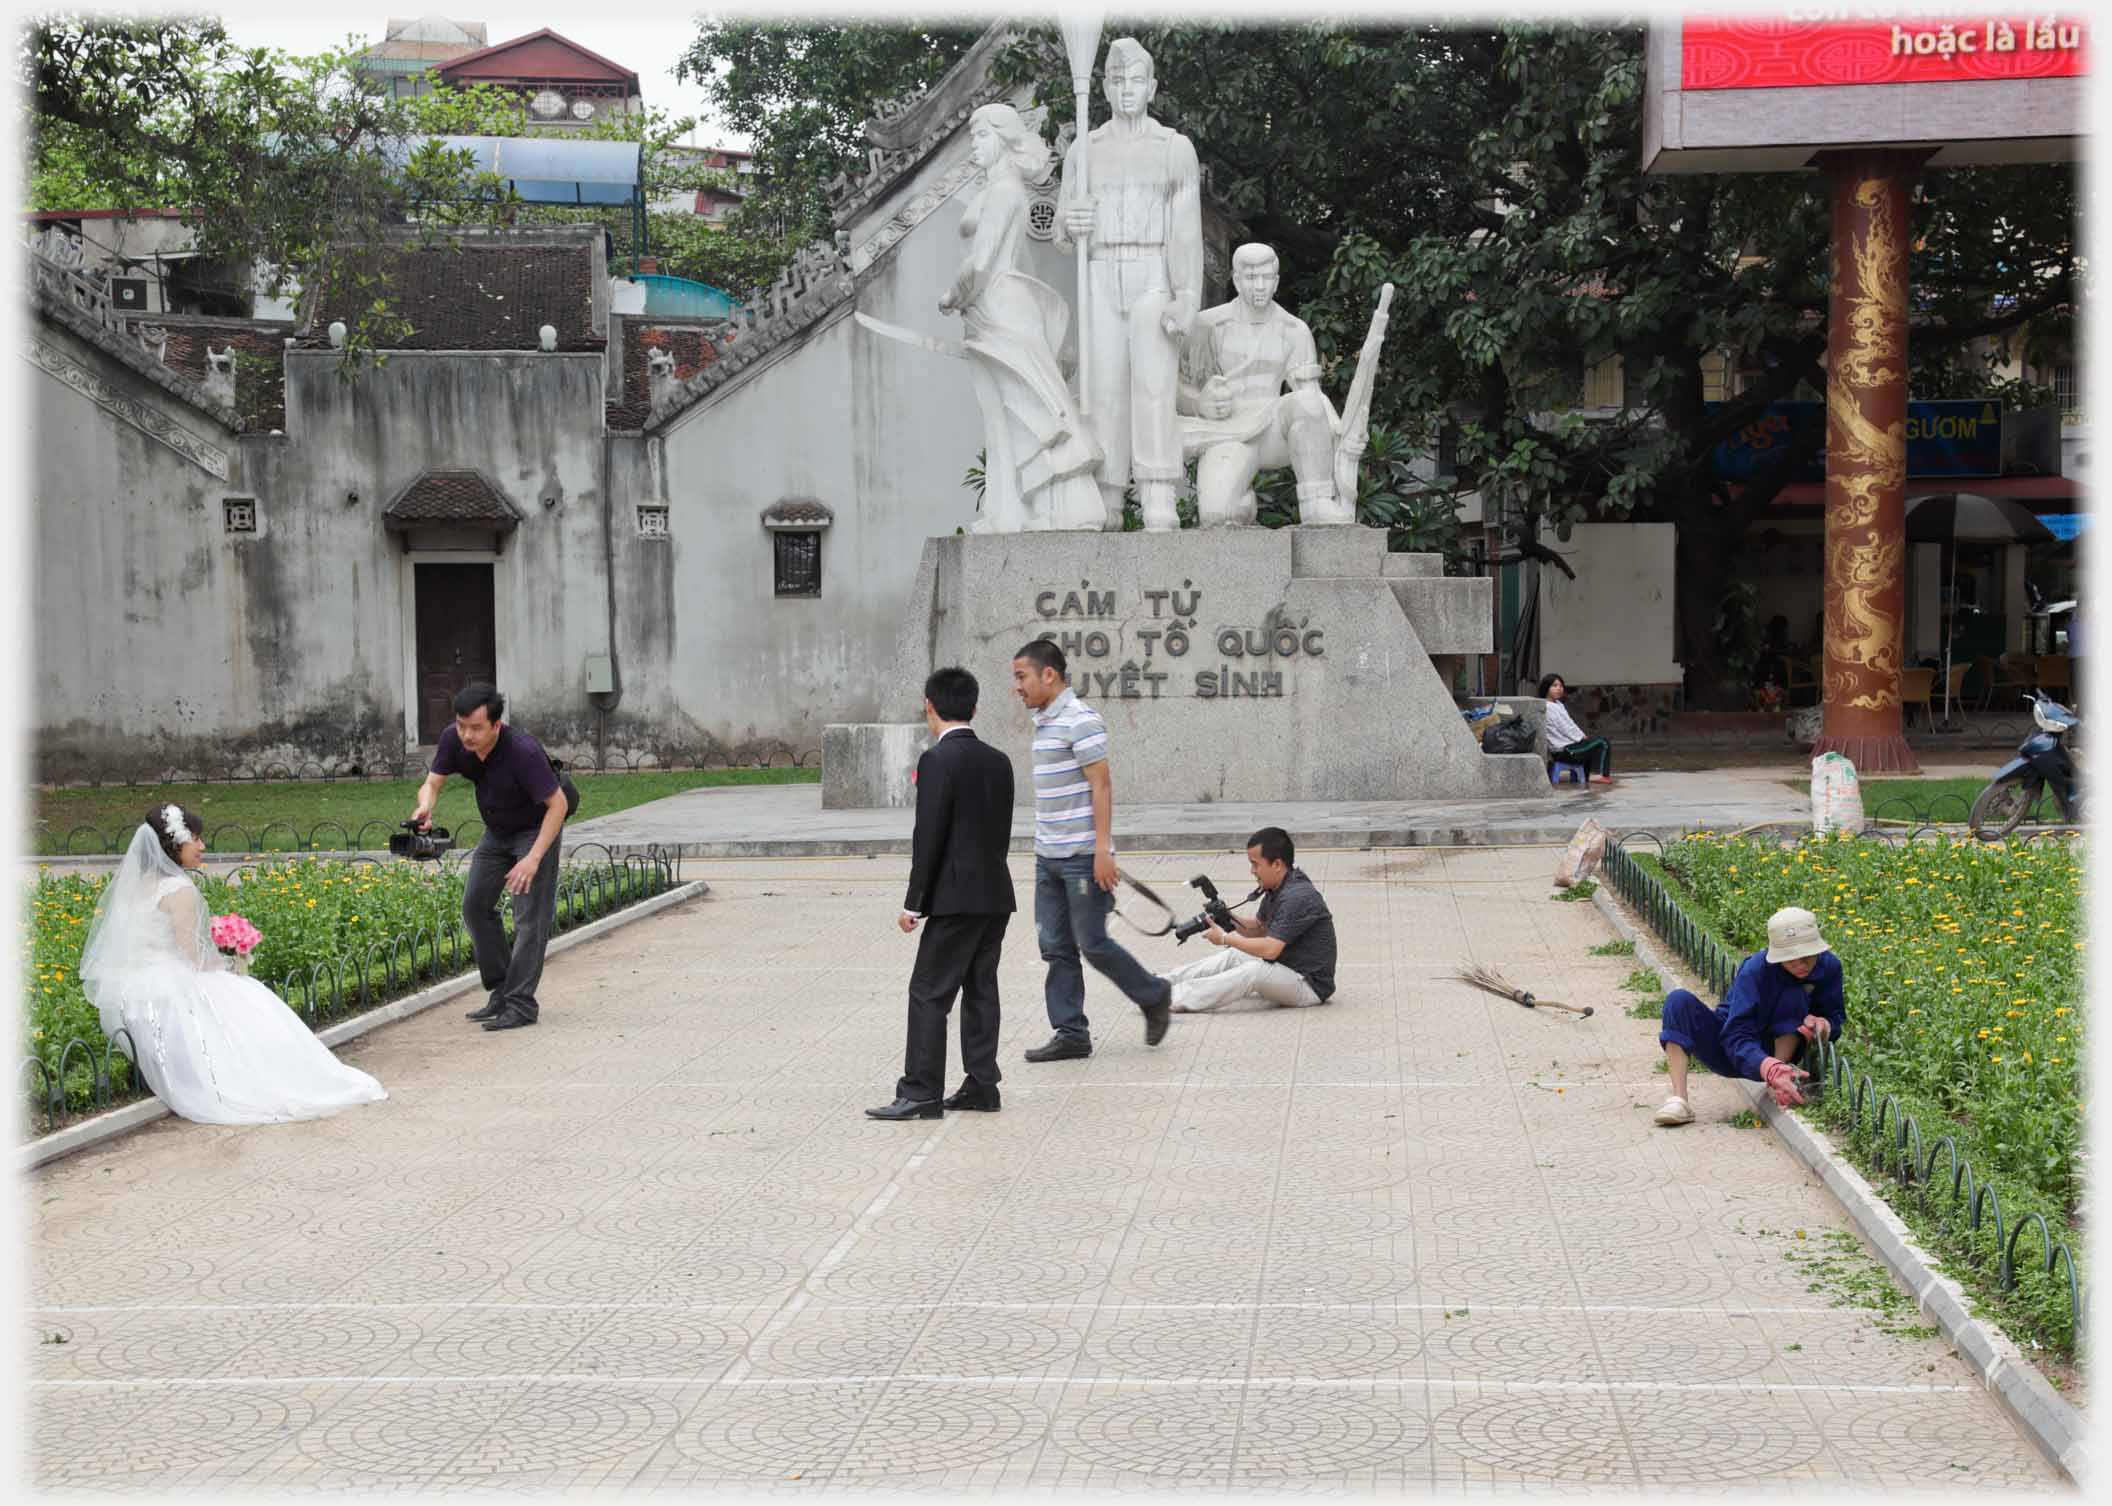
<box><xmin>1537</xmin><ymin>673</ymin><xmax>1614</xmax><ymax>785</ymax></box>
<box><xmin>1653</xmin><ymin>906</ymin><xmax>1844</xmax><ymax>1127</ymax></box>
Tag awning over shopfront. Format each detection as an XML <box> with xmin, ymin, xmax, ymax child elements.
<box><xmin>1734</xmin><ymin>476</ymin><xmax>2084</xmax><ymax>512</ymax></box>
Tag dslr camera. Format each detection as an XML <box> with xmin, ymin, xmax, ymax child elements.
<box><xmin>1171</xmin><ymin>874</ymin><xmax>1242</xmax><ymax>945</ymax></box>
<box><xmin>388</xmin><ymin>821</ymin><xmax>454</xmax><ymax>861</ymax></box>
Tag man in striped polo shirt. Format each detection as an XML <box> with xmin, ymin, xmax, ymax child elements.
<box><xmin>1012</xmin><ymin>639</ymin><xmax>1173</xmax><ymax>1060</ymax></box>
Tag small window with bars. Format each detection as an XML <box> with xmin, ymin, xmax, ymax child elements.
<box><xmin>223</xmin><ymin>497</ymin><xmax>257</xmax><ymax>534</ymax></box>
<box><xmin>637</xmin><ymin>505</ymin><xmax>669</xmax><ymax>538</ymax></box>
<box><xmin>773</xmin><ymin>529</ymin><xmax>822</xmax><ymax>597</ymax></box>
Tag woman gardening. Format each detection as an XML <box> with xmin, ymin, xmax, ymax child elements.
<box><xmin>1653</xmin><ymin>906</ymin><xmax>1843</xmax><ymax>1127</ymax></box>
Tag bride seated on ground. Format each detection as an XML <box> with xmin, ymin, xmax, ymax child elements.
<box><xmin>77</xmin><ymin>804</ymin><xmax>387</xmax><ymax>1125</ymax></box>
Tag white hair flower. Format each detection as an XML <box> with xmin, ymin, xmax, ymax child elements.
<box><xmin>160</xmin><ymin>805</ymin><xmax>193</xmax><ymax>845</ymax></box>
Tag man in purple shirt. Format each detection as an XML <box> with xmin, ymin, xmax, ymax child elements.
<box><xmin>411</xmin><ymin>683</ymin><xmax>569</xmax><ymax>1031</ymax></box>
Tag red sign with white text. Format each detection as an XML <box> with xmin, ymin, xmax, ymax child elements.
<box><xmin>1682</xmin><ymin>15</ymin><xmax>2089</xmax><ymax>89</ymax></box>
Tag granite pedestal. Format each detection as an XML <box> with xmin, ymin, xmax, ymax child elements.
<box><xmin>824</xmin><ymin>528</ymin><xmax>1548</xmax><ymax>808</ymax></box>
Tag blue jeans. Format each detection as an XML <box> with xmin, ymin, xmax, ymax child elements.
<box><xmin>1035</xmin><ymin>853</ymin><xmax>1170</xmax><ymax>1042</ymax></box>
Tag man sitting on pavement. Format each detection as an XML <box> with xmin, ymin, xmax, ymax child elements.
<box><xmin>1164</xmin><ymin>827</ymin><xmax>1337</xmax><ymax>1012</ymax></box>
<box><xmin>1653</xmin><ymin>906</ymin><xmax>1845</xmax><ymax>1126</ymax></box>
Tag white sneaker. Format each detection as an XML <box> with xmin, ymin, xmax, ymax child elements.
<box><xmin>1653</xmin><ymin>1095</ymin><xmax>1694</xmax><ymax>1127</ymax></box>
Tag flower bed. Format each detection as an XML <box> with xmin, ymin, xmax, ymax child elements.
<box><xmin>22</xmin><ymin>852</ymin><xmax>674</xmax><ymax>1126</ymax></box>
<box><xmin>1622</xmin><ymin>830</ymin><xmax>2085</xmax><ymax>1359</ymax></box>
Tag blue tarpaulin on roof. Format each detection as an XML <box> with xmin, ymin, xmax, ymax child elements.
<box><xmin>386</xmin><ymin>135</ymin><xmax>642</xmax><ymax>205</ymax></box>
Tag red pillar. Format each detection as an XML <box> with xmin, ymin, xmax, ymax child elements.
<box><xmin>1811</xmin><ymin>149</ymin><xmax>1926</xmax><ymax>775</ymax></box>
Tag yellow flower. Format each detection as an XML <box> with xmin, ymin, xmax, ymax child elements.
<box><xmin>1991</xmin><ymin>1056</ymin><xmax>2003</xmax><ymax>1063</ymax></box>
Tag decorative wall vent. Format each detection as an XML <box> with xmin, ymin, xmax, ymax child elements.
<box><xmin>1025</xmin><ymin>195</ymin><xmax>1059</xmax><ymax>241</ymax></box>
<box><xmin>637</xmin><ymin>504</ymin><xmax>670</xmax><ymax>538</ymax></box>
<box><xmin>223</xmin><ymin>497</ymin><xmax>257</xmax><ymax>534</ymax></box>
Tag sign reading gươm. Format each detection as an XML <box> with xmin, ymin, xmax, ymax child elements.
<box><xmin>1711</xmin><ymin>399</ymin><xmax>2003</xmax><ymax>483</ymax></box>
<box><xmin>1682</xmin><ymin>14</ymin><xmax>2089</xmax><ymax>89</ymax></box>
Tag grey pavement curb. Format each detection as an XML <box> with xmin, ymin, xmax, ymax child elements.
<box><xmin>1748</xmin><ymin>1078</ymin><xmax>2088</xmax><ymax>1484</ymax></box>
<box><xmin>17</xmin><ymin>877</ymin><xmax>711</xmax><ymax>1175</ymax></box>
<box><xmin>1590</xmin><ymin>883</ymin><xmax>2087</xmax><ymax>1485</ymax></box>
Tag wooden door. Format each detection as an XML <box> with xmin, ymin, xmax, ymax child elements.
<box><xmin>415</xmin><ymin>563</ymin><xmax>497</xmax><ymax>742</ymax></box>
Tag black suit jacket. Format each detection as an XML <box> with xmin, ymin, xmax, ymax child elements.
<box><xmin>904</xmin><ymin>728</ymin><xmax>1016</xmax><ymax>917</ymax></box>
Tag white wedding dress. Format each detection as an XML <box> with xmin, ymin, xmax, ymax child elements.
<box><xmin>79</xmin><ymin>826</ymin><xmax>387</xmax><ymax>1125</ymax></box>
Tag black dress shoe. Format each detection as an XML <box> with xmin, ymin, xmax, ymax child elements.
<box><xmin>465</xmin><ymin>998</ymin><xmax>505</xmax><ymax>1022</ymax></box>
<box><xmin>865</xmin><ymin>1097</ymin><xmax>943</xmax><ymax>1121</ymax></box>
<box><xmin>482</xmin><ymin>1011</ymin><xmax>536</xmax><ymax>1031</ymax></box>
<box><xmin>943</xmin><ymin>1082</ymin><xmax>1001</xmax><ymax>1111</ymax></box>
<box><xmin>1141</xmin><ymin>995</ymin><xmax>1171</xmax><ymax>1047</ymax></box>
<box><xmin>1024</xmin><ymin>1035</ymin><xmax>1091</xmax><ymax>1063</ymax></box>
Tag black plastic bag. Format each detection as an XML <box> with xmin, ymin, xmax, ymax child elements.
<box><xmin>1481</xmin><ymin>715</ymin><xmax>1537</xmax><ymax>755</ymax></box>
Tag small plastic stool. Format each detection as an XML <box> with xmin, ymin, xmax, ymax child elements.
<box><xmin>1549</xmin><ymin>759</ymin><xmax>1588</xmax><ymax>786</ymax></box>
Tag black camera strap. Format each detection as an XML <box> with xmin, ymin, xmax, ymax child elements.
<box><xmin>1110</xmin><ymin>868</ymin><xmax>1176</xmax><ymax>936</ymax></box>
<box><xmin>1110</xmin><ymin>870</ymin><xmax>1260</xmax><ymax>938</ymax></box>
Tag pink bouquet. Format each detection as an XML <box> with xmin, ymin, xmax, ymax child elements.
<box><xmin>210</xmin><ymin>914</ymin><xmax>262</xmax><ymax>958</ymax></box>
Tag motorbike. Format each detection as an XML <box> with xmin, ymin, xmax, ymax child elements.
<box><xmin>1968</xmin><ymin>690</ymin><xmax>2081</xmax><ymax>839</ymax></box>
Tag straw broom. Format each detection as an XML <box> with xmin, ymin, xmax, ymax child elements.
<box><xmin>1452</xmin><ymin>962</ymin><xmax>1593</xmax><ymax>1017</ymax></box>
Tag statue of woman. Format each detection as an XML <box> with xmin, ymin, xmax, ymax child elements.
<box><xmin>942</xmin><ymin>103</ymin><xmax>1105</xmax><ymax>532</ymax></box>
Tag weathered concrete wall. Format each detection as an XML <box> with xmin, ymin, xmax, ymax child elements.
<box><xmin>1537</xmin><ymin>523</ymin><xmax>1683</xmax><ymax>687</ymax></box>
<box><xmin>29</xmin><ymin>333</ymin><xmax>615</xmax><ymax>780</ymax></box>
<box><xmin>277</xmin><ymin>350</ymin><xmax>609</xmax><ymax>747</ymax></box>
<box><xmin>646</xmin><ymin>178</ymin><xmax>995</xmax><ymax>757</ymax></box>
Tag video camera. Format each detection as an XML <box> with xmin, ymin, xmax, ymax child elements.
<box><xmin>1171</xmin><ymin>874</ymin><xmax>1257</xmax><ymax>945</ymax></box>
<box><xmin>388</xmin><ymin>821</ymin><xmax>454</xmax><ymax>861</ymax></box>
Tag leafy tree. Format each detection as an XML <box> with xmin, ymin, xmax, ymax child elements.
<box><xmin>992</xmin><ymin>20</ymin><xmax>2075</xmax><ymax>702</ymax></box>
<box><xmin>24</xmin><ymin>14</ymin><xmax>511</xmax><ymax>371</ymax></box>
<box><xmin>675</xmin><ymin>20</ymin><xmax>982</xmax><ymax>248</ymax></box>
<box><xmin>640</xmin><ymin>212</ymin><xmax>789</xmax><ymax>299</ymax></box>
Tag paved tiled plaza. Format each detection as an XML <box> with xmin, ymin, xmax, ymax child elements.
<box><xmin>25</xmin><ymin>848</ymin><xmax>2068</xmax><ymax>1493</ymax></box>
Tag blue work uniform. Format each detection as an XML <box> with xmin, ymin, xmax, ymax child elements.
<box><xmin>1658</xmin><ymin>951</ymin><xmax>1845</xmax><ymax>1081</ymax></box>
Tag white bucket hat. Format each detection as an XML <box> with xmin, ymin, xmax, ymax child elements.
<box><xmin>1766</xmin><ymin>906</ymin><xmax>1830</xmax><ymax>964</ymax></box>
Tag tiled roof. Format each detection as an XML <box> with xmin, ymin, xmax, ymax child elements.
<box><xmin>383</xmin><ymin>470</ymin><xmax>523</xmax><ymax>529</ymax></box>
<box><xmin>606</xmin><ymin>319</ymin><xmax>723</xmax><ymax>431</ymax></box>
<box><xmin>307</xmin><ymin>236</ymin><xmax>601</xmax><ymax>352</ymax></box>
<box><xmin>161</xmin><ymin>323</ymin><xmax>291</xmax><ymax>432</ymax></box>
<box><xmin>761</xmin><ymin>497</ymin><xmax>834</xmax><ymax>528</ymax></box>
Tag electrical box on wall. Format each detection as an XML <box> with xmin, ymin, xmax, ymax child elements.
<box><xmin>584</xmin><ymin>654</ymin><xmax>614</xmax><ymax>694</ymax></box>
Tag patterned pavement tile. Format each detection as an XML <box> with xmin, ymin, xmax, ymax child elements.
<box><xmin>23</xmin><ymin>849</ymin><xmax>2075</xmax><ymax>1495</ymax></box>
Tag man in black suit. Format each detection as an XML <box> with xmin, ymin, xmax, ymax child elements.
<box><xmin>867</xmin><ymin>666</ymin><xmax>1018</xmax><ymax>1121</ymax></box>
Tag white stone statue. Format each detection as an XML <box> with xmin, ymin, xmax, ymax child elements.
<box><xmin>1056</xmin><ymin>37</ymin><xmax>1204</xmax><ymax>532</ymax></box>
<box><xmin>203</xmin><ymin>346</ymin><xmax>236</xmax><ymax>407</ymax></box>
<box><xmin>1178</xmin><ymin>244</ymin><xmax>1353</xmax><ymax>526</ymax></box>
<box><xmin>940</xmin><ymin>103</ymin><xmax>1104</xmax><ymax>533</ymax></box>
<box><xmin>1180</xmin><ymin>245</ymin><xmax>1395</xmax><ymax>528</ymax></box>
<box><xmin>646</xmin><ymin>346</ymin><xmax>676</xmax><ymax>409</ymax></box>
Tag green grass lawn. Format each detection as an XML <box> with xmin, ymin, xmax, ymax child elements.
<box><xmin>26</xmin><ymin>768</ymin><xmax>819</xmax><ymax>854</ymax></box>
<box><xmin>1790</xmin><ymin>776</ymin><xmax>2064</xmax><ymax>825</ymax></box>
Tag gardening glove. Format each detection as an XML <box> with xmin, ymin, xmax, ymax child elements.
<box><xmin>1797</xmin><ymin>1013</ymin><xmax>1833</xmax><ymax>1044</ymax></box>
<box><xmin>1759</xmin><ymin>1057</ymin><xmax>1809</xmax><ymax>1108</ymax></box>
